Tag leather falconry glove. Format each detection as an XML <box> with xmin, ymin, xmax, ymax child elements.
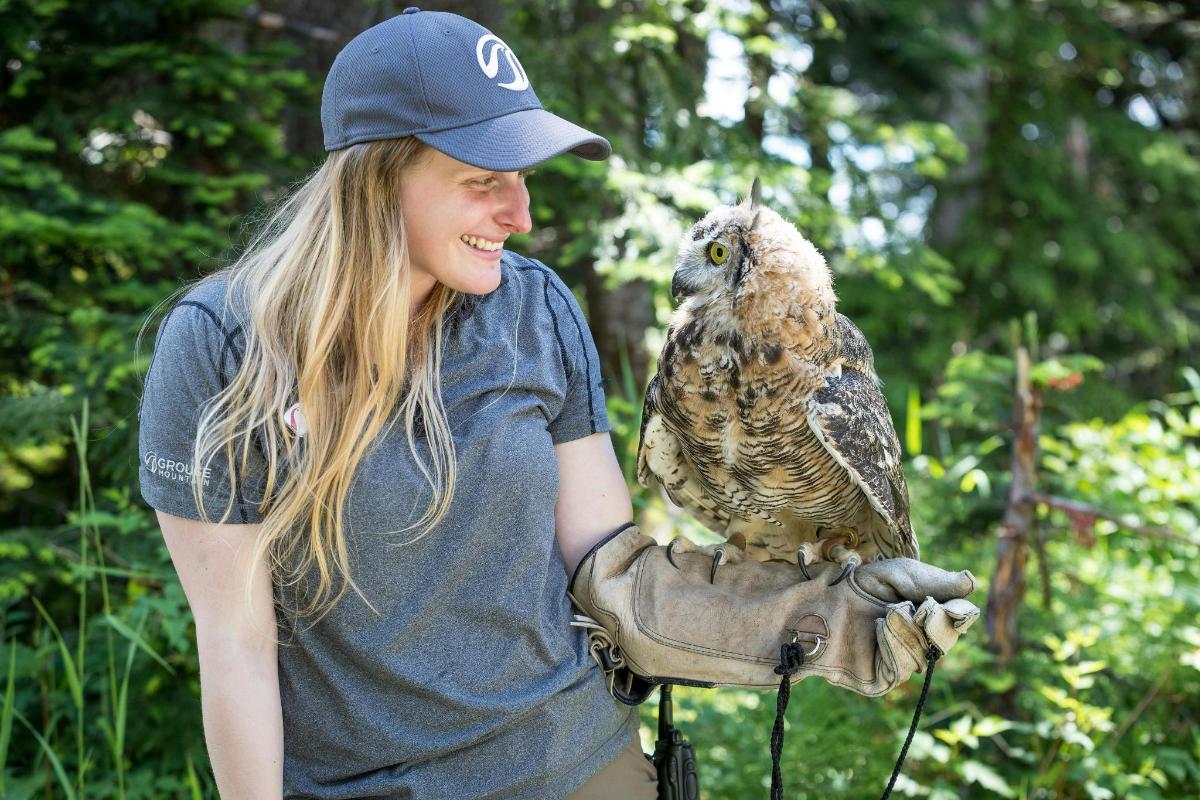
<box><xmin>568</xmin><ymin>523</ymin><xmax>980</xmax><ymax>704</ymax></box>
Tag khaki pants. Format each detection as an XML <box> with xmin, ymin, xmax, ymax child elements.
<box><xmin>567</xmin><ymin>737</ymin><xmax>658</xmax><ymax>799</ymax></box>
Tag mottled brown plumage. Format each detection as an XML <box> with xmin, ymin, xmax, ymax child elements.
<box><xmin>638</xmin><ymin>181</ymin><xmax>918</xmax><ymax>579</ymax></box>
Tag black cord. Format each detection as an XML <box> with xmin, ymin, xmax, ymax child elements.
<box><xmin>879</xmin><ymin>644</ymin><xmax>943</xmax><ymax>800</ymax></box>
<box><xmin>770</xmin><ymin>641</ymin><xmax>806</xmax><ymax>800</ymax></box>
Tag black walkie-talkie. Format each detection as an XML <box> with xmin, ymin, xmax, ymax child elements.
<box><xmin>652</xmin><ymin>684</ymin><xmax>700</xmax><ymax>800</ymax></box>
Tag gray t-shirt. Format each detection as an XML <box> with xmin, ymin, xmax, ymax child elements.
<box><xmin>139</xmin><ymin>251</ymin><xmax>640</xmax><ymax>799</ymax></box>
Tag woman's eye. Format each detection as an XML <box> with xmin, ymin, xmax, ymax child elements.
<box><xmin>708</xmin><ymin>242</ymin><xmax>730</xmax><ymax>265</ymax></box>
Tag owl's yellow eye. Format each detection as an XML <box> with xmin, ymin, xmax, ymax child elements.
<box><xmin>707</xmin><ymin>242</ymin><xmax>730</xmax><ymax>265</ymax></box>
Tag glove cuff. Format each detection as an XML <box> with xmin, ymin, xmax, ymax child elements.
<box><xmin>569</xmin><ymin>521</ymin><xmax>641</xmax><ymax>597</ymax></box>
<box><xmin>569</xmin><ymin>522</ymin><xmax>657</xmax><ymax>704</ymax></box>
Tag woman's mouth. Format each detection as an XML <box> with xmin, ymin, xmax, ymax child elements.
<box><xmin>460</xmin><ymin>234</ymin><xmax>504</xmax><ymax>253</ymax></box>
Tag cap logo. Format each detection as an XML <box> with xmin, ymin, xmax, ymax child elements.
<box><xmin>475</xmin><ymin>34</ymin><xmax>529</xmax><ymax>91</ymax></box>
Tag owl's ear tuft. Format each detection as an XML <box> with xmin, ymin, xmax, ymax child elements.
<box><xmin>748</xmin><ymin>177</ymin><xmax>762</xmax><ymax>209</ymax></box>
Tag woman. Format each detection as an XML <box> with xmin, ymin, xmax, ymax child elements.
<box><xmin>139</xmin><ymin>8</ymin><xmax>657</xmax><ymax>798</ymax></box>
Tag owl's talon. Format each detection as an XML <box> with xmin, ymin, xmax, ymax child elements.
<box><xmin>829</xmin><ymin>563</ymin><xmax>854</xmax><ymax>587</ymax></box>
<box><xmin>665</xmin><ymin>539</ymin><xmax>681</xmax><ymax>570</ymax></box>
<box><xmin>709</xmin><ymin>546</ymin><xmax>726</xmax><ymax>583</ymax></box>
<box><xmin>797</xmin><ymin>549</ymin><xmax>813</xmax><ymax>581</ymax></box>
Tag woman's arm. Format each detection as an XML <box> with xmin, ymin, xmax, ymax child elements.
<box><xmin>157</xmin><ymin>511</ymin><xmax>284</xmax><ymax>799</ymax></box>
<box><xmin>553</xmin><ymin>432</ymin><xmax>635</xmax><ymax>576</ymax></box>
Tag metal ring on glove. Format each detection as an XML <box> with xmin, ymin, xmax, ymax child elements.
<box><xmin>789</xmin><ymin>628</ymin><xmax>826</xmax><ymax>659</ymax></box>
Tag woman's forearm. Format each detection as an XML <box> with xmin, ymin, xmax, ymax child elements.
<box><xmin>197</xmin><ymin>636</ymin><xmax>284</xmax><ymax>799</ymax></box>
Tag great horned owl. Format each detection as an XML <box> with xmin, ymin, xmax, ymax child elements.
<box><xmin>637</xmin><ymin>180</ymin><xmax>918</xmax><ymax>585</ymax></box>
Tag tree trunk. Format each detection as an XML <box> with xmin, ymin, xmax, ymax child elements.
<box><xmin>986</xmin><ymin>346</ymin><xmax>1040</xmax><ymax>665</ymax></box>
<box><xmin>257</xmin><ymin>0</ymin><xmax>394</xmax><ymax>155</ymax></box>
<box><xmin>927</xmin><ymin>0</ymin><xmax>988</xmax><ymax>251</ymax></box>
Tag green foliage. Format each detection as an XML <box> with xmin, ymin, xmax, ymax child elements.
<box><xmin>2</xmin><ymin>0</ymin><xmax>306</xmax><ymax>795</ymax></box>
<box><xmin>805</xmin><ymin>0</ymin><xmax>1200</xmax><ymax>406</ymax></box>
<box><xmin>0</xmin><ymin>0</ymin><xmax>310</xmax><ymax>522</ymax></box>
<box><xmin>3</xmin><ymin>0</ymin><xmax>1198</xmax><ymax>797</ymax></box>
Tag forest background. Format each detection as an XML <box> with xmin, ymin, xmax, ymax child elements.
<box><xmin>1</xmin><ymin>0</ymin><xmax>1198</xmax><ymax>798</ymax></box>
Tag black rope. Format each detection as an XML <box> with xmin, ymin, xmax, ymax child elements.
<box><xmin>769</xmin><ymin>641</ymin><xmax>806</xmax><ymax>800</ymax></box>
<box><xmin>879</xmin><ymin>644</ymin><xmax>943</xmax><ymax>800</ymax></box>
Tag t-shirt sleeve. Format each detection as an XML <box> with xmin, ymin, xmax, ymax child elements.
<box><xmin>537</xmin><ymin>263</ymin><xmax>612</xmax><ymax>445</ymax></box>
<box><xmin>138</xmin><ymin>297</ymin><xmax>266</xmax><ymax>524</ymax></box>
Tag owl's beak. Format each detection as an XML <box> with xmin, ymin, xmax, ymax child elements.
<box><xmin>671</xmin><ymin>270</ymin><xmax>693</xmax><ymax>303</ymax></box>
<box><xmin>729</xmin><ymin>253</ymin><xmax>747</xmax><ymax>290</ymax></box>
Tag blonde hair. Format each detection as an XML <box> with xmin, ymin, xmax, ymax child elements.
<box><xmin>189</xmin><ymin>137</ymin><xmax>463</xmax><ymax>635</ymax></box>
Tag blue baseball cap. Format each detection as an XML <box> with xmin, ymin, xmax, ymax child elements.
<box><xmin>321</xmin><ymin>7</ymin><xmax>611</xmax><ymax>171</ymax></box>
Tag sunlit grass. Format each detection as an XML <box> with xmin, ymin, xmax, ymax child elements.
<box><xmin>4</xmin><ymin>400</ymin><xmax>180</xmax><ymax>799</ymax></box>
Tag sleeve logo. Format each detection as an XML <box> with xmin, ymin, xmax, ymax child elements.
<box><xmin>143</xmin><ymin>452</ymin><xmax>212</xmax><ymax>484</ymax></box>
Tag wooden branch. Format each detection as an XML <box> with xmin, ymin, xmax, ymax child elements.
<box><xmin>1101</xmin><ymin>666</ymin><xmax>1172</xmax><ymax>752</ymax></box>
<box><xmin>241</xmin><ymin>6</ymin><xmax>345</xmax><ymax>44</ymax></box>
<box><xmin>1027</xmin><ymin>493</ymin><xmax>1198</xmax><ymax>547</ymax></box>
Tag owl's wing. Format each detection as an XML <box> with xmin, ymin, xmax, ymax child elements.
<box><xmin>806</xmin><ymin>318</ymin><xmax>918</xmax><ymax>558</ymax></box>
<box><xmin>635</xmin><ymin>372</ymin><xmax>661</xmax><ymax>488</ymax></box>
<box><xmin>638</xmin><ymin>374</ymin><xmax>732</xmax><ymax>534</ymax></box>
<box><xmin>832</xmin><ymin>312</ymin><xmax>876</xmax><ymax>372</ymax></box>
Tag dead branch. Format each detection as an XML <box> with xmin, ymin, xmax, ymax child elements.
<box><xmin>1031</xmin><ymin>520</ymin><xmax>1053</xmax><ymax>610</ymax></box>
<box><xmin>1027</xmin><ymin>493</ymin><xmax>1198</xmax><ymax>547</ymax></box>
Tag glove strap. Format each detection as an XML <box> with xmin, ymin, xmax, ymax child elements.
<box><xmin>878</xmin><ymin>644</ymin><xmax>943</xmax><ymax>800</ymax></box>
<box><xmin>769</xmin><ymin>640</ymin><xmax>806</xmax><ymax>800</ymax></box>
<box><xmin>769</xmin><ymin>642</ymin><xmax>943</xmax><ymax>800</ymax></box>
<box><xmin>570</xmin><ymin>612</ymin><xmax>655</xmax><ymax>705</ymax></box>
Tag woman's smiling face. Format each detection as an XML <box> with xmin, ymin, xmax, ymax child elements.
<box><xmin>400</xmin><ymin>147</ymin><xmax>533</xmax><ymax>309</ymax></box>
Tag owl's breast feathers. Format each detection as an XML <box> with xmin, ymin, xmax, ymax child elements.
<box><xmin>640</xmin><ymin>294</ymin><xmax>843</xmax><ymax>513</ymax></box>
<box><xmin>655</xmin><ymin>286</ymin><xmax>838</xmax><ymax>433</ymax></box>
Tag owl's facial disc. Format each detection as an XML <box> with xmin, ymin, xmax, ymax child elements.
<box><xmin>671</xmin><ymin>238</ymin><xmax>717</xmax><ymax>301</ymax></box>
<box><xmin>673</xmin><ymin>207</ymin><xmax>761</xmax><ymax>304</ymax></box>
<box><xmin>674</xmin><ymin>238</ymin><xmax>748</xmax><ymax>304</ymax></box>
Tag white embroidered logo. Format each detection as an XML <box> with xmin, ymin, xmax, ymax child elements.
<box><xmin>143</xmin><ymin>451</ymin><xmax>212</xmax><ymax>485</ymax></box>
<box><xmin>475</xmin><ymin>34</ymin><xmax>529</xmax><ymax>91</ymax></box>
<box><xmin>283</xmin><ymin>402</ymin><xmax>308</xmax><ymax>436</ymax></box>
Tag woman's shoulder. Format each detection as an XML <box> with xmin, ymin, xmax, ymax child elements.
<box><xmin>497</xmin><ymin>250</ymin><xmax>581</xmax><ymax>318</ymax></box>
<box><xmin>149</xmin><ymin>273</ymin><xmax>250</xmax><ymax>374</ymax></box>
<box><xmin>167</xmin><ymin>273</ymin><xmax>249</xmax><ymax>333</ymax></box>
<box><xmin>501</xmin><ymin>250</ymin><xmax>566</xmax><ymax>291</ymax></box>
<box><xmin>492</xmin><ymin>250</ymin><xmax>598</xmax><ymax>370</ymax></box>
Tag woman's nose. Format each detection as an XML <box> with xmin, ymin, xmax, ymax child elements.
<box><xmin>496</xmin><ymin>179</ymin><xmax>532</xmax><ymax>234</ymax></box>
